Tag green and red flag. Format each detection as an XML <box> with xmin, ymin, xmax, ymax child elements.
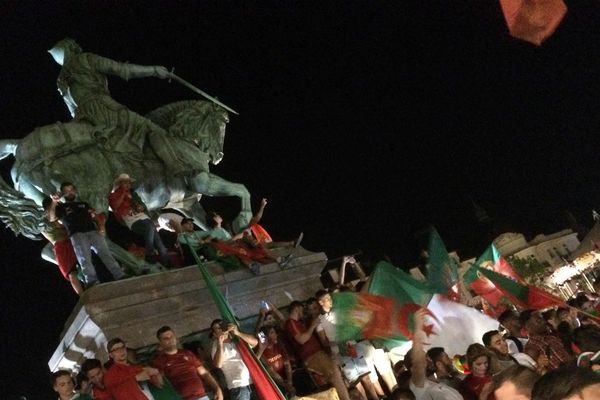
<box><xmin>527</xmin><ymin>285</ymin><xmax>564</xmax><ymax>310</ymax></box>
<box><xmin>464</xmin><ymin>244</ymin><xmax>564</xmax><ymax>311</ymax></box>
<box><xmin>463</xmin><ymin>244</ymin><xmax>524</xmax><ymax>308</ymax></box>
<box><xmin>467</xmin><ymin>265</ymin><xmax>529</xmax><ymax>308</ymax></box>
<box><xmin>476</xmin><ymin>244</ymin><xmax>524</xmax><ymax>284</ymax></box>
<box><xmin>426</xmin><ymin>227</ymin><xmax>459</xmax><ymax>298</ymax></box>
<box><xmin>333</xmin><ymin>291</ymin><xmax>436</xmax><ymax>343</ymax></box>
<box><xmin>182</xmin><ymin>237</ymin><xmax>285</xmax><ymax>400</ymax></box>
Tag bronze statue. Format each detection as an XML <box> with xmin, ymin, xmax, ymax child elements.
<box><xmin>0</xmin><ymin>39</ymin><xmax>252</xmax><ymax>270</ymax></box>
<box><xmin>0</xmin><ymin>100</ymin><xmax>251</xmax><ymax>233</ymax></box>
<box><xmin>48</xmin><ymin>38</ymin><xmax>190</xmax><ymax>177</ymax></box>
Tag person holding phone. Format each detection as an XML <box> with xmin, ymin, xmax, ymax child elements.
<box><xmin>210</xmin><ymin>319</ymin><xmax>258</xmax><ymax>400</ymax></box>
<box><xmin>255</xmin><ymin>326</ymin><xmax>295</xmax><ymax>397</ymax></box>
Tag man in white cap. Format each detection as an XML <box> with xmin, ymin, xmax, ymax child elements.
<box><xmin>109</xmin><ymin>173</ymin><xmax>171</xmax><ymax>267</ymax></box>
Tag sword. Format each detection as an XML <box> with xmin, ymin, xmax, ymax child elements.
<box><xmin>168</xmin><ymin>69</ymin><xmax>239</xmax><ymax>115</ymax></box>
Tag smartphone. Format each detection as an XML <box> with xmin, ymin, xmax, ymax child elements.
<box><xmin>258</xmin><ymin>331</ymin><xmax>267</xmax><ymax>343</ymax></box>
<box><xmin>260</xmin><ymin>300</ymin><xmax>270</xmax><ymax>311</ymax></box>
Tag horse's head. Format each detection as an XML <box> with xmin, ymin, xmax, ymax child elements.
<box><xmin>170</xmin><ymin>102</ymin><xmax>229</xmax><ymax>165</ymax></box>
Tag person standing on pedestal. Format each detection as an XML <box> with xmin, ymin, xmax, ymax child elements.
<box><xmin>53</xmin><ymin>182</ymin><xmax>126</xmax><ymax>287</ymax></box>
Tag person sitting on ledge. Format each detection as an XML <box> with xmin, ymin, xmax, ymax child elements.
<box><xmin>202</xmin><ymin>209</ymin><xmax>295</xmax><ymax>273</ymax></box>
<box><xmin>108</xmin><ymin>173</ymin><xmax>171</xmax><ymax>267</ymax></box>
<box><xmin>177</xmin><ymin>217</ymin><xmax>243</xmax><ymax>270</ymax></box>
<box><xmin>229</xmin><ymin>198</ymin><xmax>303</xmax><ymax>249</ymax></box>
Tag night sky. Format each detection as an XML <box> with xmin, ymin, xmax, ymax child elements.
<box><xmin>3</xmin><ymin>1</ymin><xmax>600</xmax><ymax>398</ymax></box>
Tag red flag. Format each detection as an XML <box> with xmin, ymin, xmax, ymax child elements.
<box><xmin>527</xmin><ymin>286</ymin><xmax>564</xmax><ymax>309</ymax></box>
<box><xmin>495</xmin><ymin>257</ymin><xmax>525</xmax><ymax>284</ymax></box>
<box><xmin>471</xmin><ymin>277</ymin><xmax>506</xmax><ymax>307</ymax></box>
<box><xmin>237</xmin><ymin>343</ymin><xmax>285</xmax><ymax>400</ymax></box>
<box><xmin>250</xmin><ymin>224</ymin><xmax>273</xmax><ymax>244</ymax></box>
<box><xmin>499</xmin><ymin>0</ymin><xmax>567</xmax><ymax>46</ymax></box>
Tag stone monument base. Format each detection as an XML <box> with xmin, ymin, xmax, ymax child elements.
<box><xmin>48</xmin><ymin>244</ymin><xmax>326</xmax><ymax>372</ymax></box>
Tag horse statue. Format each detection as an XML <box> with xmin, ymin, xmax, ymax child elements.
<box><xmin>0</xmin><ymin>99</ymin><xmax>252</xmax><ymax>243</ymax></box>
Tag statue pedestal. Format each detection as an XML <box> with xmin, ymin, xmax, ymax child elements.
<box><xmin>48</xmin><ymin>245</ymin><xmax>326</xmax><ymax>372</ymax></box>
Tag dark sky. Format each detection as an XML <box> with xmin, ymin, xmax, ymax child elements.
<box><xmin>2</xmin><ymin>1</ymin><xmax>600</xmax><ymax>398</ymax></box>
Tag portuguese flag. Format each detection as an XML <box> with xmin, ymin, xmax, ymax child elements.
<box><xmin>333</xmin><ymin>261</ymin><xmax>438</xmax><ymax>343</ymax></box>
<box><xmin>333</xmin><ymin>291</ymin><xmax>436</xmax><ymax>343</ymax></box>
<box><xmin>464</xmin><ymin>244</ymin><xmax>564</xmax><ymax>310</ymax></box>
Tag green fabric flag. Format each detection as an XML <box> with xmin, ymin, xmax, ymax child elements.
<box><xmin>182</xmin><ymin>236</ymin><xmax>285</xmax><ymax>400</ymax></box>
<box><xmin>368</xmin><ymin>261</ymin><xmax>433</xmax><ymax>306</ymax></box>
<box><xmin>426</xmin><ymin>227</ymin><xmax>459</xmax><ymax>294</ymax></box>
<box><xmin>148</xmin><ymin>377</ymin><xmax>182</xmax><ymax>400</ymax></box>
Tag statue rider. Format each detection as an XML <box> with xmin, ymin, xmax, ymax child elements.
<box><xmin>47</xmin><ymin>38</ymin><xmax>193</xmax><ymax>177</ymax></box>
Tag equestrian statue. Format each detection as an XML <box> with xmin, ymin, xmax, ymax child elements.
<box><xmin>0</xmin><ymin>38</ymin><xmax>251</xmax><ymax>272</ymax></box>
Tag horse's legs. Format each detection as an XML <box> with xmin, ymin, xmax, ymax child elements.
<box><xmin>17</xmin><ymin>178</ymin><xmax>47</xmax><ymax>206</ymax></box>
<box><xmin>188</xmin><ymin>172</ymin><xmax>252</xmax><ymax>232</ymax></box>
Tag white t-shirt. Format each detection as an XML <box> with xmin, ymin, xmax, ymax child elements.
<box><xmin>211</xmin><ymin>340</ymin><xmax>251</xmax><ymax>389</ymax></box>
<box><xmin>409</xmin><ymin>379</ymin><xmax>464</xmax><ymax>400</ymax></box>
<box><xmin>317</xmin><ymin>311</ymin><xmax>340</xmax><ymax>355</ymax></box>
<box><xmin>506</xmin><ymin>337</ymin><xmax>528</xmax><ymax>355</ymax></box>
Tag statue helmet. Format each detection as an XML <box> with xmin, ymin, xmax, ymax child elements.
<box><xmin>48</xmin><ymin>37</ymin><xmax>82</xmax><ymax>65</ymax></box>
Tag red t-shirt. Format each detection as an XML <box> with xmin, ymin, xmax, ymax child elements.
<box><xmin>92</xmin><ymin>385</ymin><xmax>114</xmax><ymax>400</ymax></box>
<box><xmin>103</xmin><ymin>363</ymin><xmax>148</xmax><ymax>400</ymax></box>
<box><xmin>152</xmin><ymin>350</ymin><xmax>206</xmax><ymax>400</ymax></box>
<box><xmin>285</xmin><ymin>318</ymin><xmax>321</xmax><ymax>361</ymax></box>
<box><xmin>108</xmin><ymin>188</ymin><xmax>132</xmax><ymax>222</ymax></box>
<box><xmin>261</xmin><ymin>342</ymin><xmax>287</xmax><ymax>375</ymax></box>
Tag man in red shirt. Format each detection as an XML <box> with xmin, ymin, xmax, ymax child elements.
<box><xmin>108</xmin><ymin>173</ymin><xmax>170</xmax><ymax>267</ymax></box>
<box><xmin>256</xmin><ymin>326</ymin><xmax>295</xmax><ymax>397</ymax></box>
<box><xmin>103</xmin><ymin>338</ymin><xmax>163</xmax><ymax>400</ymax></box>
<box><xmin>80</xmin><ymin>358</ymin><xmax>114</xmax><ymax>400</ymax></box>
<box><xmin>153</xmin><ymin>326</ymin><xmax>224</xmax><ymax>400</ymax></box>
<box><xmin>285</xmin><ymin>300</ymin><xmax>350</xmax><ymax>400</ymax></box>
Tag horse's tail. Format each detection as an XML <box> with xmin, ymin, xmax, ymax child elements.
<box><xmin>0</xmin><ymin>139</ymin><xmax>45</xmax><ymax>239</ymax></box>
<box><xmin>0</xmin><ymin>178</ymin><xmax>45</xmax><ymax>240</ymax></box>
<box><xmin>0</xmin><ymin>139</ymin><xmax>20</xmax><ymax>160</ymax></box>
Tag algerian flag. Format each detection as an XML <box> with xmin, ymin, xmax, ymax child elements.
<box><xmin>368</xmin><ymin>261</ymin><xmax>433</xmax><ymax>306</ymax></box>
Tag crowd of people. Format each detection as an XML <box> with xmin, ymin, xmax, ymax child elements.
<box><xmin>48</xmin><ymin>244</ymin><xmax>600</xmax><ymax>400</ymax></box>
<box><xmin>42</xmin><ymin>174</ymin><xmax>600</xmax><ymax>400</ymax></box>
<box><xmin>42</xmin><ymin>174</ymin><xmax>302</xmax><ymax>294</ymax></box>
